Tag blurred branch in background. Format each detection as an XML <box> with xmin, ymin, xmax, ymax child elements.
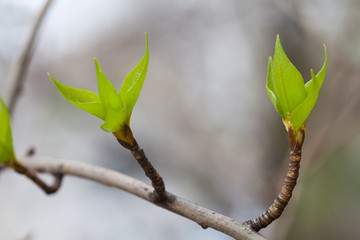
<box><xmin>18</xmin><ymin>154</ymin><xmax>267</xmax><ymax>240</ymax></box>
<box><xmin>4</xmin><ymin>0</ymin><xmax>54</xmax><ymax>116</ymax></box>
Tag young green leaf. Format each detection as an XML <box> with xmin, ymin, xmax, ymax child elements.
<box><xmin>0</xmin><ymin>98</ymin><xmax>15</xmax><ymax>163</ymax></box>
<box><xmin>266</xmin><ymin>35</ymin><xmax>327</xmax><ymax>132</ymax></box>
<box><xmin>119</xmin><ymin>32</ymin><xmax>149</xmax><ymax>119</ymax></box>
<box><xmin>272</xmin><ymin>35</ymin><xmax>307</xmax><ymax>115</ymax></box>
<box><xmin>49</xmin><ymin>74</ymin><xmax>106</xmax><ymax>120</ymax></box>
<box><xmin>50</xmin><ymin>33</ymin><xmax>150</xmax><ymax>146</ymax></box>
<box><xmin>94</xmin><ymin>58</ymin><xmax>124</xmax><ymax>111</ymax></box>
<box><xmin>266</xmin><ymin>56</ymin><xmax>285</xmax><ymax>119</ymax></box>
<box><xmin>101</xmin><ymin>106</ymin><xmax>127</xmax><ymax>132</ymax></box>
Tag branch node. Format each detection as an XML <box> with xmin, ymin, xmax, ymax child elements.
<box><xmin>199</xmin><ymin>223</ymin><xmax>208</xmax><ymax>229</ymax></box>
<box><xmin>12</xmin><ymin>160</ymin><xmax>63</xmax><ymax>195</ymax></box>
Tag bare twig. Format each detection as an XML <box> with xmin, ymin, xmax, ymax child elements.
<box><xmin>11</xmin><ymin>160</ymin><xmax>63</xmax><ymax>194</ymax></box>
<box><xmin>4</xmin><ymin>0</ymin><xmax>54</xmax><ymax>115</ymax></box>
<box><xmin>17</xmin><ymin>154</ymin><xmax>267</xmax><ymax>240</ymax></box>
<box><xmin>245</xmin><ymin>145</ymin><xmax>302</xmax><ymax>231</ymax></box>
<box><xmin>130</xmin><ymin>140</ymin><xmax>166</xmax><ymax>201</ymax></box>
<box><xmin>130</xmin><ymin>139</ymin><xmax>166</xmax><ymax>201</ymax></box>
<box><xmin>114</xmin><ymin>127</ymin><xmax>166</xmax><ymax>202</ymax></box>
<box><xmin>245</xmin><ymin>129</ymin><xmax>304</xmax><ymax>231</ymax></box>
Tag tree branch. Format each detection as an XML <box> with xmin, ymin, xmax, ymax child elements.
<box><xmin>245</xmin><ymin>128</ymin><xmax>305</xmax><ymax>231</ymax></box>
<box><xmin>4</xmin><ymin>0</ymin><xmax>54</xmax><ymax>115</ymax></box>
<box><xmin>16</xmin><ymin>155</ymin><xmax>267</xmax><ymax>240</ymax></box>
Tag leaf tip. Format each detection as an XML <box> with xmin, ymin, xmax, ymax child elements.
<box><xmin>275</xmin><ymin>34</ymin><xmax>283</xmax><ymax>49</ymax></box>
<box><xmin>48</xmin><ymin>73</ymin><xmax>59</xmax><ymax>85</ymax></box>
<box><xmin>275</xmin><ymin>34</ymin><xmax>281</xmax><ymax>46</ymax></box>
<box><xmin>310</xmin><ymin>68</ymin><xmax>316</xmax><ymax>79</ymax></box>
<box><xmin>94</xmin><ymin>57</ymin><xmax>101</xmax><ymax>71</ymax></box>
<box><xmin>145</xmin><ymin>33</ymin><xmax>149</xmax><ymax>58</ymax></box>
<box><xmin>323</xmin><ymin>44</ymin><xmax>327</xmax><ymax>61</ymax></box>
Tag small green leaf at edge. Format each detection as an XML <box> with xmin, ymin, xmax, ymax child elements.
<box><xmin>49</xmin><ymin>73</ymin><xmax>106</xmax><ymax>120</ymax></box>
<box><xmin>305</xmin><ymin>44</ymin><xmax>328</xmax><ymax>91</ymax></box>
<box><xmin>0</xmin><ymin>98</ymin><xmax>15</xmax><ymax>163</ymax></box>
<box><xmin>290</xmin><ymin>45</ymin><xmax>327</xmax><ymax>129</ymax></box>
<box><xmin>119</xmin><ymin>32</ymin><xmax>149</xmax><ymax>119</ymax></box>
<box><xmin>272</xmin><ymin>35</ymin><xmax>307</xmax><ymax>115</ymax></box>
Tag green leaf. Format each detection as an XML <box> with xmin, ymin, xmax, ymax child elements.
<box><xmin>290</xmin><ymin>46</ymin><xmax>327</xmax><ymax>129</ymax></box>
<box><xmin>272</xmin><ymin>35</ymin><xmax>307</xmax><ymax>114</ymax></box>
<box><xmin>119</xmin><ymin>33</ymin><xmax>149</xmax><ymax>119</ymax></box>
<box><xmin>290</xmin><ymin>70</ymin><xmax>317</xmax><ymax>128</ymax></box>
<box><xmin>266</xmin><ymin>35</ymin><xmax>327</xmax><ymax>131</ymax></box>
<box><xmin>0</xmin><ymin>143</ymin><xmax>14</xmax><ymax>163</ymax></box>
<box><xmin>50</xmin><ymin>33</ymin><xmax>149</xmax><ymax>144</ymax></box>
<box><xmin>101</xmin><ymin>107</ymin><xmax>127</xmax><ymax>132</ymax></box>
<box><xmin>49</xmin><ymin>73</ymin><xmax>106</xmax><ymax>120</ymax></box>
<box><xmin>266</xmin><ymin>56</ymin><xmax>285</xmax><ymax>119</ymax></box>
<box><xmin>0</xmin><ymin>98</ymin><xmax>15</xmax><ymax>163</ymax></box>
<box><xmin>94</xmin><ymin>58</ymin><xmax>124</xmax><ymax>111</ymax></box>
<box><xmin>305</xmin><ymin>44</ymin><xmax>328</xmax><ymax>92</ymax></box>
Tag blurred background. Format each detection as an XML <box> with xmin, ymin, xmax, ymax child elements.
<box><xmin>0</xmin><ymin>0</ymin><xmax>360</xmax><ymax>239</ymax></box>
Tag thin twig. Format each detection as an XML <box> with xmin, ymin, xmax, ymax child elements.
<box><xmin>245</xmin><ymin>129</ymin><xmax>304</xmax><ymax>231</ymax></box>
<box><xmin>114</xmin><ymin>127</ymin><xmax>166</xmax><ymax>202</ymax></box>
<box><xmin>130</xmin><ymin>139</ymin><xmax>166</xmax><ymax>201</ymax></box>
<box><xmin>17</xmin><ymin>154</ymin><xmax>267</xmax><ymax>240</ymax></box>
<box><xmin>245</xmin><ymin>146</ymin><xmax>302</xmax><ymax>231</ymax></box>
<box><xmin>11</xmin><ymin>160</ymin><xmax>63</xmax><ymax>194</ymax></box>
<box><xmin>4</xmin><ymin>0</ymin><xmax>54</xmax><ymax>115</ymax></box>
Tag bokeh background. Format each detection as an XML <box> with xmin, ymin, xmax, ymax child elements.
<box><xmin>1</xmin><ymin>0</ymin><xmax>360</xmax><ymax>239</ymax></box>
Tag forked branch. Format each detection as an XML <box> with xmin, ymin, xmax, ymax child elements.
<box><xmin>17</xmin><ymin>154</ymin><xmax>267</xmax><ymax>240</ymax></box>
<box><xmin>11</xmin><ymin>160</ymin><xmax>63</xmax><ymax>194</ymax></box>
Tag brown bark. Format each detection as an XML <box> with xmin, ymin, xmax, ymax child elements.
<box><xmin>245</xmin><ymin>128</ymin><xmax>304</xmax><ymax>231</ymax></box>
<box><xmin>19</xmin><ymin>155</ymin><xmax>267</xmax><ymax>240</ymax></box>
<box><xmin>115</xmin><ymin>137</ymin><xmax>166</xmax><ymax>202</ymax></box>
<box><xmin>11</xmin><ymin>160</ymin><xmax>63</xmax><ymax>194</ymax></box>
<box><xmin>130</xmin><ymin>140</ymin><xmax>166</xmax><ymax>201</ymax></box>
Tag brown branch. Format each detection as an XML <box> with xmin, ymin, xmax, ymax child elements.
<box><xmin>4</xmin><ymin>0</ymin><xmax>54</xmax><ymax>115</ymax></box>
<box><xmin>245</xmin><ymin>129</ymin><xmax>304</xmax><ymax>231</ymax></box>
<box><xmin>11</xmin><ymin>160</ymin><xmax>63</xmax><ymax>194</ymax></box>
<box><xmin>130</xmin><ymin>139</ymin><xmax>166</xmax><ymax>201</ymax></box>
<box><xmin>16</xmin><ymin>154</ymin><xmax>267</xmax><ymax>240</ymax></box>
<box><xmin>114</xmin><ymin>127</ymin><xmax>166</xmax><ymax>202</ymax></box>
